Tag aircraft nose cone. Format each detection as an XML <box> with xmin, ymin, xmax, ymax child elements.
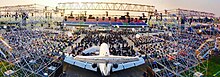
<box><xmin>102</xmin><ymin>70</ymin><xmax>110</xmax><ymax>76</ymax></box>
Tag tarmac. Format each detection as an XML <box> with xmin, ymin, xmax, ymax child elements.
<box><xmin>62</xmin><ymin>62</ymin><xmax>155</xmax><ymax>77</ymax></box>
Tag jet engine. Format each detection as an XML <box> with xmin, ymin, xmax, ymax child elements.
<box><xmin>92</xmin><ymin>63</ymin><xmax>97</xmax><ymax>68</ymax></box>
<box><xmin>113</xmin><ymin>64</ymin><xmax>118</xmax><ymax>68</ymax></box>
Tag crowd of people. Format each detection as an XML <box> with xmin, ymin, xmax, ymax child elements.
<box><xmin>130</xmin><ymin>31</ymin><xmax>211</xmax><ymax>60</ymax></box>
<box><xmin>0</xmin><ymin>29</ymin><xmax>82</xmax><ymax>76</ymax></box>
<box><xmin>0</xmin><ymin>25</ymin><xmax>216</xmax><ymax>77</ymax></box>
<box><xmin>124</xmin><ymin>31</ymin><xmax>212</xmax><ymax>76</ymax></box>
<box><xmin>80</xmin><ymin>29</ymin><xmax>136</xmax><ymax>36</ymax></box>
<box><xmin>43</xmin><ymin>32</ymin><xmax>80</xmax><ymax>46</ymax></box>
<box><xmin>157</xmin><ymin>32</ymin><xmax>210</xmax><ymax>49</ymax></box>
<box><xmin>0</xmin><ymin>28</ymin><xmax>213</xmax><ymax>59</ymax></box>
<box><xmin>128</xmin><ymin>34</ymin><xmax>164</xmax><ymax>47</ymax></box>
<box><xmin>71</xmin><ymin>32</ymin><xmax>137</xmax><ymax>56</ymax></box>
<box><xmin>1</xmin><ymin>28</ymin><xmax>141</xmax><ymax>62</ymax></box>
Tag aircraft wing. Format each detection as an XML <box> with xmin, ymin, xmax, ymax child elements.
<box><xmin>64</xmin><ymin>56</ymin><xmax>97</xmax><ymax>71</ymax></box>
<box><xmin>64</xmin><ymin>55</ymin><xmax>145</xmax><ymax>72</ymax></box>
<box><xmin>74</xmin><ymin>55</ymin><xmax>145</xmax><ymax>71</ymax></box>
<box><xmin>82</xmin><ymin>46</ymin><xmax>99</xmax><ymax>54</ymax></box>
<box><xmin>112</xmin><ymin>57</ymin><xmax>145</xmax><ymax>72</ymax></box>
<box><xmin>74</xmin><ymin>55</ymin><xmax>140</xmax><ymax>64</ymax></box>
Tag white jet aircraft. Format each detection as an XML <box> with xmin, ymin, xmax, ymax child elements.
<box><xmin>64</xmin><ymin>43</ymin><xmax>145</xmax><ymax>76</ymax></box>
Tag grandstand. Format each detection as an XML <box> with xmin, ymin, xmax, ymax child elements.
<box><xmin>0</xmin><ymin>1</ymin><xmax>219</xmax><ymax>77</ymax></box>
<box><xmin>64</xmin><ymin>16</ymin><xmax>148</xmax><ymax>27</ymax></box>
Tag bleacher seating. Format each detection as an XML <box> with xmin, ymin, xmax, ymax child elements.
<box><xmin>85</xmin><ymin>22</ymin><xmax>96</xmax><ymax>24</ymax></box>
<box><xmin>111</xmin><ymin>22</ymin><xmax>123</xmax><ymax>25</ymax></box>
<box><xmin>129</xmin><ymin>22</ymin><xmax>136</xmax><ymax>25</ymax></box>
<box><xmin>65</xmin><ymin>17</ymin><xmax>147</xmax><ymax>26</ymax></box>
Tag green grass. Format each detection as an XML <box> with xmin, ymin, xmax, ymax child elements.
<box><xmin>0</xmin><ymin>61</ymin><xmax>16</xmax><ymax>77</ymax></box>
<box><xmin>181</xmin><ymin>55</ymin><xmax>220</xmax><ymax>77</ymax></box>
<box><xmin>206</xmin><ymin>56</ymin><xmax>220</xmax><ymax>77</ymax></box>
<box><xmin>0</xmin><ymin>61</ymin><xmax>9</xmax><ymax>76</ymax></box>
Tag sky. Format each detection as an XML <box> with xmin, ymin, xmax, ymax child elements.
<box><xmin>0</xmin><ymin>0</ymin><xmax>219</xmax><ymax>16</ymax></box>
